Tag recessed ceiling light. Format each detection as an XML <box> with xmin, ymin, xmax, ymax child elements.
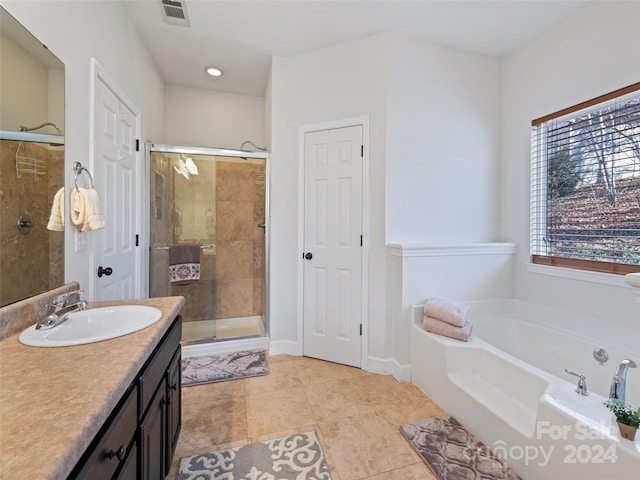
<box><xmin>205</xmin><ymin>67</ymin><xmax>223</xmax><ymax>77</ymax></box>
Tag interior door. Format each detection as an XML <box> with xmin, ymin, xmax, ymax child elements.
<box><xmin>303</xmin><ymin>125</ymin><xmax>363</xmax><ymax>367</ymax></box>
<box><xmin>92</xmin><ymin>77</ymin><xmax>139</xmax><ymax>301</ymax></box>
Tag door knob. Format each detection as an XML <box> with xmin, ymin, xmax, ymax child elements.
<box><xmin>97</xmin><ymin>266</ymin><xmax>113</xmax><ymax>277</ymax></box>
<box><xmin>305</xmin><ymin>252</ymin><xmax>313</xmax><ymax>260</ymax></box>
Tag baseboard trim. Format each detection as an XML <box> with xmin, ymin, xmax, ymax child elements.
<box><xmin>267</xmin><ymin>339</ymin><xmax>300</xmax><ymax>356</ymax></box>
<box><xmin>367</xmin><ymin>356</ymin><xmax>411</xmax><ymax>381</ymax></box>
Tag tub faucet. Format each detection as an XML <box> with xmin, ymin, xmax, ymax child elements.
<box><xmin>565</xmin><ymin>368</ymin><xmax>589</xmax><ymax>396</ymax></box>
<box><xmin>37</xmin><ymin>290</ymin><xmax>87</xmax><ymax>330</ymax></box>
<box><xmin>609</xmin><ymin>359</ymin><xmax>637</xmax><ymax>403</ymax></box>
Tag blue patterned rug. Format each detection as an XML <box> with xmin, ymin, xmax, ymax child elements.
<box><xmin>177</xmin><ymin>431</ymin><xmax>332</xmax><ymax>479</ymax></box>
<box><xmin>181</xmin><ymin>350</ymin><xmax>269</xmax><ymax>386</ymax></box>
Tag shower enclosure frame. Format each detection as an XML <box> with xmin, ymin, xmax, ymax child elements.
<box><xmin>145</xmin><ymin>142</ymin><xmax>271</xmax><ymax>347</ymax></box>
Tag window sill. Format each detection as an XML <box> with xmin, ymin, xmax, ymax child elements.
<box><xmin>527</xmin><ymin>263</ymin><xmax>629</xmax><ymax>287</ymax></box>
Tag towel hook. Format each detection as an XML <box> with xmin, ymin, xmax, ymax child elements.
<box><xmin>73</xmin><ymin>161</ymin><xmax>94</xmax><ymax>190</ymax></box>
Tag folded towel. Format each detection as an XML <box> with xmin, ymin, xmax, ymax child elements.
<box><xmin>47</xmin><ymin>187</ymin><xmax>65</xmax><ymax>231</ymax></box>
<box><xmin>424</xmin><ymin>296</ymin><xmax>470</xmax><ymax>327</ymax></box>
<box><xmin>169</xmin><ymin>244</ymin><xmax>201</xmax><ymax>285</ymax></box>
<box><xmin>70</xmin><ymin>187</ymin><xmax>105</xmax><ymax>231</ymax></box>
<box><xmin>423</xmin><ymin>315</ymin><xmax>473</xmax><ymax>342</ymax></box>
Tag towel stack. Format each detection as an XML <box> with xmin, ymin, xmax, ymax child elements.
<box><xmin>423</xmin><ymin>297</ymin><xmax>472</xmax><ymax>342</ymax></box>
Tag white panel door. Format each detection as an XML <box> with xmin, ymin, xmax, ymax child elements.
<box><xmin>303</xmin><ymin>125</ymin><xmax>363</xmax><ymax>367</ymax></box>
<box><xmin>93</xmin><ymin>78</ymin><xmax>139</xmax><ymax>301</ymax></box>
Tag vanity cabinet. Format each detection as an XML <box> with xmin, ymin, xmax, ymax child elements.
<box><xmin>69</xmin><ymin>315</ymin><xmax>182</xmax><ymax>480</ymax></box>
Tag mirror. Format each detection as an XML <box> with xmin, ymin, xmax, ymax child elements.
<box><xmin>0</xmin><ymin>6</ymin><xmax>65</xmax><ymax>306</ymax></box>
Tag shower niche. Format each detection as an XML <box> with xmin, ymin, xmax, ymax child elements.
<box><xmin>149</xmin><ymin>145</ymin><xmax>267</xmax><ymax>343</ymax></box>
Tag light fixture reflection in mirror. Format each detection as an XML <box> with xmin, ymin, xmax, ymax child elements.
<box><xmin>0</xmin><ymin>6</ymin><xmax>65</xmax><ymax>307</ymax></box>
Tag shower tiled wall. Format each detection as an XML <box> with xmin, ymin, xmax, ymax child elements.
<box><xmin>0</xmin><ymin>140</ymin><xmax>64</xmax><ymax>306</ymax></box>
<box><xmin>215</xmin><ymin>159</ymin><xmax>265</xmax><ymax>319</ymax></box>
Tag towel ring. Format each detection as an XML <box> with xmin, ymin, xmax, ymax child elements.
<box><xmin>73</xmin><ymin>161</ymin><xmax>94</xmax><ymax>190</ymax></box>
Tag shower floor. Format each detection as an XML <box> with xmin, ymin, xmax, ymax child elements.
<box><xmin>182</xmin><ymin>315</ymin><xmax>265</xmax><ymax>342</ymax></box>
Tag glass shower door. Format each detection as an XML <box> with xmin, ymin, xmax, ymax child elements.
<box><xmin>149</xmin><ymin>147</ymin><xmax>266</xmax><ymax>343</ymax></box>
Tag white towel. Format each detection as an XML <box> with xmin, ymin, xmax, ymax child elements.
<box><xmin>70</xmin><ymin>187</ymin><xmax>105</xmax><ymax>231</ymax></box>
<box><xmin>423</xmin><ymin>315</ymin><xmax>473</xmax><ymax>342</ymax></box>
<box><xmin>424</xmin><ymin>296</ymin><xmax>469</xmax><ymax>327</ymax></box>
<box><xmin>47</xmin><ymin>187</ymin><xmax>65</xmax><ymax>231</ymax></box>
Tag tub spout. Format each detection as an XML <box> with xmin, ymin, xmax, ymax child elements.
<box><xmin>609</xmin><ymin>359</ymin><xmax>637</xmax><ymax>403</ymax></box>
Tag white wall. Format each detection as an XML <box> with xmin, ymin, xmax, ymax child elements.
<box><xmin>383</xmin><ymin>36</ymin><xmax>505</xmax><ymax>374</ymax></box>
<box><xmin>386</xmin><ymin>36</ymin><xmax>502</xmax><ymax>244</ymax></box>
<box><xmin>0</xmin><ymin>32</ymin><xmax>50</xmax><ymax>131</ymax></box>
<box><xmin>2</xmin><ymin>0</ymin><xmax>165</xmax><ymax>295</ymax></box>
<box><xmin>502</xmin><ymin>1</ymin><xmax>640</xmax><ymax>328</ymax></box>
<box><xmin>164</xmin><ymin>85</ymin><xmax>265</xmax><ymax>149</ymax></box>
<box><xmin>269</xmin><ymin>34</ymin><xmax>388</xmax><ymax>358</ymax></box>
<box><xmin>269</xmin><ymin>33</ymin><xmax>505</xmax><ymax>367</ymax></box>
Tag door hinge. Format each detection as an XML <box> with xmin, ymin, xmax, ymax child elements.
<box><xmin>136</xmin><ymin>139</ymin><xmax>140</xmax><ymax>152</ymax></box>
<box><xmin>360</xmin><ymin>235</ymin><xmax>363</xmax><ymax>247</ymax></box>
<box><xmin>135</xmin><ymin>234</ymin><xmax>139</xmax><ymax>247</ymax></box>
<box><xmin>359</xmin><ymin>324</ymin><xmax>363</xmax><ymax>336</ymax></box>
<box><xmin>360</xmin><ymin>145</ymin><xmax>364</xmax><ymax>157</ymax></box>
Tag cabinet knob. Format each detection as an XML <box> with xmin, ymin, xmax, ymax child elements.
<box><xmin>107</xmin><ymin>445</ymin><xmax>125</xmax><ymax>461</ymax></box>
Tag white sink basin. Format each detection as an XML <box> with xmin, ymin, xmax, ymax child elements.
<box><xmin>19</xmin><ymin>305</ymin><xmax>163</xmax><ymax>347</ymax></box>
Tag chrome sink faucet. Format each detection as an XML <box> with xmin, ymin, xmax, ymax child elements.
<box><xmin>609</xmin><ymin>359</ymin><xmax>637</xmax><ymax>403</ymax></box>
<box><xmin>36</xmin><ymin>290</ymin><xmax>87</xmax><ymax>330</ymax></box>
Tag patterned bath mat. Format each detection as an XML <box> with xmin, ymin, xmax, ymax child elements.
<box><xmin>181</xmin><ymin>350</ymin><xmax>269</xmax><ymax>386</ymax></box>
<box><xmin>177</xmin><ymin>431</ymin><xmax>332</xmax><ymax>479</ymax></box>
<box><xmin>401</xmin><ymin>415</ymin><xmax>522</xmax><ymax>480</ymax></box>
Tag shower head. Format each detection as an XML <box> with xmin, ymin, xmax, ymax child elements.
<box><xmin>18</xmin><ymin>122</ymin><xmax>62</xmax><ymax>135</ymax></box>
<box><xmin>240</xmin><ymin>140</ymin><xmax>267</xmax><ymax>152</ymax></box>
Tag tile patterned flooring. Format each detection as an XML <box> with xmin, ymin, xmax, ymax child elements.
<box><xmin>170</xmin><ymin>354</ymin><xmax>444</xmax><ymax>479</ymax></box>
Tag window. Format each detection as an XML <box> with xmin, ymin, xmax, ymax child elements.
<box><xmin>530</xmin><ymin>83</ymin><xmax>640</xmax><ymax>274</ymax></box>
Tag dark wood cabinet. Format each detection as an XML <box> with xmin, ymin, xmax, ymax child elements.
<box><xmin>166</xmin><ymin>346</ymin><xmax>182</xmax><ymax>472</ymax></box>
<box><xmin>70</xmin><ymin>315</ymin><xmax>182</xmax><ymax>480</ymax></box>
<box><xmin>140</xmin><ymin>381</ymin><xmax>167</xmax><ymax>480</ymax></box>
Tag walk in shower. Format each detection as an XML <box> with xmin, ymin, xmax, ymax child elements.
<box><xmin>148</xmin><ymin>144</ymin><xmax>269</xmax><ymax>345</ymax></box>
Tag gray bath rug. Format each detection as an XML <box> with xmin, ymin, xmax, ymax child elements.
<box><xmin>177</xmin><ymin>431</ymin><xmax>332</xmax><ymax>480</ymax></box>
<box><xmin>181</xmin><ymin>350</ymin><xmax>269</xmax><ymax>386</ymax></box>
<box><xmin>401</xmin><ymin>415</ymin><xmax>523</xmax><ymax>480</ymax></box>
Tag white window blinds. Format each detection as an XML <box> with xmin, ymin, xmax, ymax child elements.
<box><xmin>530</xmin><ymin>83</ymin><xmax>640</xmax><ymax>274</ymax></box>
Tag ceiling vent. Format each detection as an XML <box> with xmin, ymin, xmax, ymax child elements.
<box><xmin>159</xmin><ymin>0</ymin><xmax>191</xmax><ymax>27</ymax></box>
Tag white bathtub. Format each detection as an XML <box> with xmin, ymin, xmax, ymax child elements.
<box><xmin>411</xmin><ymin>299</ymin><xmax>640</xmax><ymax>480</ymax></box>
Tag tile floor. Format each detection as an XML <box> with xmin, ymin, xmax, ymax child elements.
<box><xmin>169</xmin><ymin>354</ymin><xmax>445</xmax><ymax>479</ymax></box>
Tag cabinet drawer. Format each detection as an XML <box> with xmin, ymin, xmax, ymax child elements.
<box><xmin>139</xmin><ymin>316</ymin><xmax>181</xmax><ymax>419</ymax></box>
<box><xmin>74</xmin><ymin>385</ymin><xmax>138</xmax><ymax>479</ymax></box>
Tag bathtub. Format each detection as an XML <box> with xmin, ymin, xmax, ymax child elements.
<box><xmin>411</xmin><ymin>299</ymin><xmax>640</xmax><ymax>480</ymax></box>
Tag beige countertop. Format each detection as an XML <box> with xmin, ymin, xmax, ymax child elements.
<box><xmin>0</xmin><ymin>296</ymin><xmax>185</xmax><ymax>479</ymax></box>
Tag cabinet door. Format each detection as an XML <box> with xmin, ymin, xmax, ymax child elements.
<box><xmin>140</xmin><ymin>382</ymin><xmax>166</xmax><ymax>480</ymax></box>
<box><xmin>166</xmin><ymin>346</ymin><xmax>182</xmax><ymax>474</ymax></box>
